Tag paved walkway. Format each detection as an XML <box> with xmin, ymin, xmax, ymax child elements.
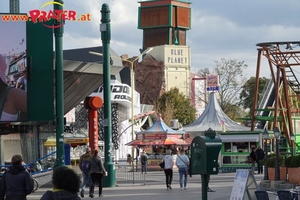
<box><xmin>27</xmin><ymin>169</ymin><xmax>267</xmax><ymax>200</ymax></box>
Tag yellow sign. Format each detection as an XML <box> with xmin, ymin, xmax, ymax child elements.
<box><xmin>44</xmin><ymin>137</ymin><xmax>89</xmax><ymax>147</ymax></box>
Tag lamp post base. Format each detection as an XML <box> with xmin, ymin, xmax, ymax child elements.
<box><xmin>103</xmin><ymin>162</ymin><xmax>116</xmax><ymax>187</ymax></box>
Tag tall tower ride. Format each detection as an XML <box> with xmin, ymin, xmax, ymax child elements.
<box><xmin>138</xmin><ymin>0</ymin><xmax>191</xmax><ymax>50</ymax></box>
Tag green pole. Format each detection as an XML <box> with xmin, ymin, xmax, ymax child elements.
<box><xmin>201</xmin><ymin>174</ymin><xmax>208</xmax><ymax>200</ymax></box>
<box><xmin>54</xmin><ymin>0</ymin><xmax>65</xmax><ymax>167</ymax></box>
<box><xmin>101</xmin><ymin>3</ymin><xmax>115</xmax><ymax>187</ymax></box>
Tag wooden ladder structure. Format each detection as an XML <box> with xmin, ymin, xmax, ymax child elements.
<box><xmin>251</xmin><ymin>41</ymin><xmax>300</xmax><ymax>148</ymax></box>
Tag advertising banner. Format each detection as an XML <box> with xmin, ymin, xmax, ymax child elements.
<box><xmin>0</xmin><ymin>15</ymin><xmax>27</xmax><ymax>122</ymax></box>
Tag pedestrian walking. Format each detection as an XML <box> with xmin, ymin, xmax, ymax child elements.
<box><xmin>79</xmin><ymin>147</ymin><xmax>92</xmax><ymax>198</ymax></box>
<box><xmin>255</xmin><ymin>146</ymin><xmax>265</xmax><ymax>174</ymax></box>
<box><xmin>0</xmin><ymin>154</ymin><xmax>33</xmax><ymax>200</ymax></box>
<box><xmin>40</xmin><ymin>166</ymin><xmax>81</xmax><ymax>200</ymax></box>
<box><xmin>249</xmin><ymin>146</ymin><xmax>257</xmax><ymax>174</ymax></box>
<box><xmin>127</xmin><ymin>154</ymin><xmax>133</xmax><ymax>165</ymax></box>
<box><xmin>140</xmin><ymin>151</ymin><xmax>148</xmax><ymax>174</ymax></box>
<box><xmin>162</xmin><ymin>149</ymin><xmax>174</xmax><ymax>190</ymax></box>
<box><xmin>89</xmin><ymin>150</ymin><xmax>107</xmax><ymax>198</ymax></box>
<box><xmin>176</xmin><ymin>149</ymin><xmax>190</xmax><ymax>190</ymax></box>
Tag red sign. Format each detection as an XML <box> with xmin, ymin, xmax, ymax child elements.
<box><xmin>144</xmin><ymin>133</ymin><xmax>166</xmax><ymax>139</ymax></box>
<box><xmin>207</xmin><ymin>75</ymin><xmax>219</xmax><ymax>87</ymax></box>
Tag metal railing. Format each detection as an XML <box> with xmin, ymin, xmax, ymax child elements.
<box><xmin>115</xmin><ymin>160</ymin><xmax>146</xmax><ymax>185</ymax></box>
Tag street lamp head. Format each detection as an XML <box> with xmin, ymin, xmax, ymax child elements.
<box><xmin>132</xmin><ymin>47</ymin><xmax>153</xmax><ymax>62</ymax></box>
<box><xmin>291</xmin><ymin>132</ymin><xmax>295</xmax><ymax>141</ymax></box>
<box><xmin>143</xmin><ymin>47</ymin><xmax>153</xmax><ymax>54</ymax></box>
<box><xmin>263</xmin><ymin>128</ymin><xmax>269</xmax><ymax>139</ymax></box>
<box><xmin>274</xmin><ymin>127</ymin><xmax>280</xmax><ymax>139</ymax></box>
<box><xmin>89</xmin><ymin>51</ymin><xmax>103</xmax><ymax>57</ymax></box>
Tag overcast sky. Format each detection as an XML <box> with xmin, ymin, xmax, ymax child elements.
<box><xmin>1</xmin><ymin>0</ymin><xmax>299</xmax><ymax>79</ymax></box>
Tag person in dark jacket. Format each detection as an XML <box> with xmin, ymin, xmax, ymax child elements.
<box><xmin>89</xmin><ymin>150</ymin><xmax>107</xmax><ymax>198</ymax></box>
<box><xmin>249</xmin><ymin>147</ymin><xmax>258</xmax><ymax>174</ymax></box>
<box><xmin>0</xmin><ymin>154</ymin><xmax>33</xmax><ymax>200</ymax></box>
<box><xmin>79</xmin><ymin>147</ymin><xmax>92</xmax><ymax>198</ymax></box>
<box><xmin>140</xmin><ymin>151</ymin><xmax>148</xmax><ymax>174</ymax></box>
<box><xmin>255</xmin><ymin>146</ymin><xmax>265</xmax><ymax>174</ymax></box>
<box><xmin>40</xmin><ymin>166</ymin><xmax>81</xmax><ymax>200</ymax></box>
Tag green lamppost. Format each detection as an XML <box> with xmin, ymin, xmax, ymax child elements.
<box><xmin>274</xmin><ymin>127</ymin><xmax>280</xmax><ymax>181</ymax></box>
<box><xmin>54</xmin><ymin>0</ymin><xmax>65</xmax><ymax>167</ymax></box>
<box><xmin>101</xmin><ymin>3</ymin><xmax>115</xmax><ymax>187</ymax></box>
<box><xmin>291</xmin><ymin>132</ymin><xmax>295</xmax><ymax>156</ymax></box>
<box><xmin>263</xmin><ymin>128</ymin><xmax>269</xmax><ymax>180</ymax></box>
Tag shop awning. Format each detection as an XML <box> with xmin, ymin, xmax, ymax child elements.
<box><xmin>219</xmin><ymin>134</ymin><xmax>260</xmax><ymax>143</ymax></box>
<box><xmin>125</xmin><ymin>138</ymin><xmax>192</xmax><ymax>147</ymax></box>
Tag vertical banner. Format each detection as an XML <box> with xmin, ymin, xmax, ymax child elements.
<box><xmin>88</xmin><ymin>109</ymin><xmax>98</xmax><ymax>151</ymax></box>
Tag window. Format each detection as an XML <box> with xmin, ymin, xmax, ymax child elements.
<box><xmin>224</xmin><ymin>143</ymin><xmax>232</xmax><ymax>152</ymax></box>
<box><xmin>222</xmin><ymin>155</ymin><xmax>248</xmax><ymax>164</ymax></box>
<box><xmin>232</xmin><ymin>142</ymin><xmax>249</xmax><ymax>153</ymax></box>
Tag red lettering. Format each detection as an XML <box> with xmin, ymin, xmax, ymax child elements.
<box><xmin>19</xmin><ymin>15</ymin><xmax>28</xmax><ymax>21</ymax></box>
<box><xmin>1</xmin><ymin>15</ymin><xmax>10</xmax><ymax>21</ymax></box>
<box><xmin>47</xmin><ymin>10</ymin><xmax>57</xmax><ymax>21</ymax></box>
<box><xmin>38</xmin><ymin>11</ymin><xmax>48</xmax><ymax>22</ymax></box>
<box><xmin>86</xmin><ymin>13</ymin><xmax>91</xmax><ymax>21</ymax></box>
<box><xmin>61</xmin><ymin>10</ymin><xmax>68</xmax><ymax>20</ymax></box>
<box><xmin>68</xmin><ymin>10</ymin><xmax>76</xmax><ymax>21</ymax></box>
<box><xmin>10</xmin><ymin>15</ymin><xmax>19</xmax><ymax>21</ymax></box>
<box><xmin>54</xmin><ymin>10</ymin><xmax>63</xmax><ymax>21</ymax></box>
<box><xmin>29</xmin><ymin>10</ymin><xmax>40</xmax><ymax>23</ymax></box>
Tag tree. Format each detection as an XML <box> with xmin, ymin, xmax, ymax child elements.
<box><xmin>226</xmin><ymin>104</ymin><xmax>248</xmax><ymax>120</ymax></box>
<box><xmin>196</xmin><ymin>58</ymin><xmax>248</xmax><ymax>117</ymax></box>
<box><xmin>239</xmin><ymin>77</ymin><xmax>269</xmax><ymax>114</ymax></box>
<box><xmin>154</xmin><ymin>87</ymin><xmax>196</xmax><ymax>126</ymax></box>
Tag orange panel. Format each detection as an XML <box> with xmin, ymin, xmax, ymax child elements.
<box><xmin>140</xmin><ymin>6</ymin><xmax>169</xmax><ymax>27</ymax></box>
<box><xmin>179</xmin><ymin>29</ymin><xmax>186</xmax><ymax>45</ymax></box>
<box><xmin>172</xmin><ymin>6</ymin><xmax>191</xmax><ymax>28</ymax></box>
<box><xmin>140</xmin><ymin>0</ymin><xmax>190</xmax><ymax>8</ymax></box>
<box><xmin>88</xmin><ymin>109</ymin><xmax>98</xmax><ymax>152</ymax></box>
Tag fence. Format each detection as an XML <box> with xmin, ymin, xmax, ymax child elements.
<box><xmin>1</xmin><ymin>156</ymin><xmax>149</xmax><ymax>186</ymax></box>
<box><xmin>115</xmin><ymin>159</ymin><xmax>146</xmax><ymax>185</ymax></box>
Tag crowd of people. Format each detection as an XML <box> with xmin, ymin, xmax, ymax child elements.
<box><xmin>0</xmin><ymin>147</ymin><xmax>109</xmax><ymax>200</ymax></box>
<box><xmin>0</xmin><ymin>146</ymin><xmax>214</xmax><ymax>199</ymax></box>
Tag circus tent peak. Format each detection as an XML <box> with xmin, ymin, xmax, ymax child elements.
<box><xmin>137</xmin><ymin>115</ymin><xmax>185</xmax><ymax>134</ymax></box>
<box><xmin>183</xmin><ymin>92</ymin><xmax>253</xmax><ymax>133</ymax></box>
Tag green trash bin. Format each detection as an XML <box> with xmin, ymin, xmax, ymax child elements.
<box><xmin>190</xmin><ymin>128</ymin><xmax>222</xmax><ymax>175</ymax></box>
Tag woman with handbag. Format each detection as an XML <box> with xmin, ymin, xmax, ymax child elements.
<box><xmin>89</xmin><ymin>150</ymin><xmax>107</xmax><ymax>198</ymax></box>
<box><xmin>176</xmin><ymin>149</ymin><xmax>190</xmax><ymax>190</ymax></box>
<box><xmin>162</xmin><ymin>149</ymin><xmax>174</xmax><ymax>190</ymax></box>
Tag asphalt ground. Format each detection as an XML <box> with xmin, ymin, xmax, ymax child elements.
<box><xmin>27</xmin><ymin>170</ymin><xmax>268</xmax><ymax>200</ymax></box>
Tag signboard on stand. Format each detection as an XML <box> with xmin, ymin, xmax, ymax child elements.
<box><xmin>229</xmin><ymin>169</ymin><xmax>257</xmax><ymax>200</ymax></box>
<box><xmin>206</xmin><ymin>75</ymin><xmax>220</xmax><ymax>91</ymax></box>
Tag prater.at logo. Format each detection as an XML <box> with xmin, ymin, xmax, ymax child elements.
<box><xmin>29</xmin><ymin>1</ymin><xmax>90</xmax><ymax>28</ymax></box>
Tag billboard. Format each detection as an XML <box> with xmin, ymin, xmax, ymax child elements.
<box><xmin>206</xmin><ymin>75</ymin><xmax>220</xmax><ymax>91</ymax></box>
<box><xmin>0</xmin><ymin>14</ymin><xmax>27</xmax><ymax>122</ymax></box>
